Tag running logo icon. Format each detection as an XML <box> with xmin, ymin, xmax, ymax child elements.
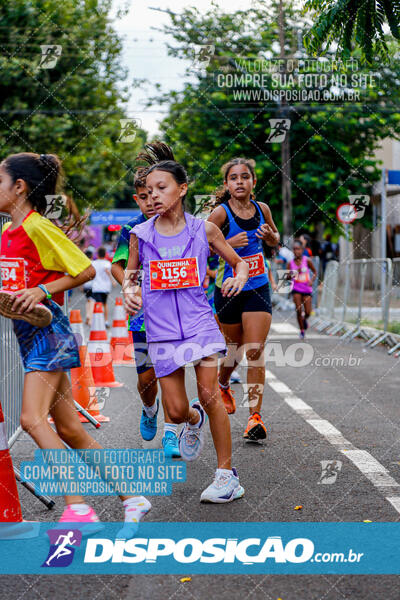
<box><xmin>318</xmin><ymin>460</ymin><xmax>342</xmax><ymax>484</ymax></box>
<box><xmin>348</xmin><ymin>195</ymin><xmax>370</xmax><ymax>220</ymax></box>
<box><xmin>267</xmin><ymin>119</ymin><xmax>291</xmax><ymax>143</ymax></box>
<box><xmin>39</xmin><ymin>45</ymin><xmax>62</xmax><ymax>69</ymax></box>
<box><xmin>44</xmin><ymin>194</ymin><xmax>67</xmax><ymax>220</ymax></box>
<box><xmin>89</xmin><ymin>386</ymin><xmax>110</xmax><ymax>410</ymax></box>
<box><xmin>42</xmin><ymin>529</ymin><xmax>82</xmax><ymax>567</ymax></box>
<box><xmin>47</xmin><ymin>335</ymin><xmax>77</xmax><ymax>367</ymax></box>
<box><xmin>275</xmin><ymin>270</ymin><xmax>295</xmax><ymax>294</ymax></box>
<box><xmin>194</xmin><ymin>195</ymin><xmax>216</xmax><ymax>212</ymax></box>
<box><xmin>241</xmin><ymin>383</ymin><xmax>264</xmax><ymax>408</ymax></box>
<box><xmin>192</xmin><ymin>45</ymin><xmax>215</xmax><ymax>70</ymax></box>
<box><xmin>119</xmin><ymin>119</ymin><xmax>141</xmax><ymax>143</ymax></box>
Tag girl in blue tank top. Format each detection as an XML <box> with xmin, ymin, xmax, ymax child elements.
<box><xmin>208</xmin><ymin>157</ymin><xmax>280</xmax><ymax>442</ymax></box>
<box><xmin>215</xmin><ymin>199</ymin><xmax>268</xmax><ymax>291</ymax></box>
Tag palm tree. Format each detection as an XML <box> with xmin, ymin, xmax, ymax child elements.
<box><xmin>304</xmin><ymin>0</ymin><xmax>400</xmax><ymax>63</ymax></box>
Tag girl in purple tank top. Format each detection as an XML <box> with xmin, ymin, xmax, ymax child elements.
<box><xmin>289</xmin><ymin>240</ymin><xmax>317</xmax><ymax>339</ymax></box>
<box><xmin>123</xmin><ymin>142</ymin><xmax>249</xmax><ymax>504</ymax></box>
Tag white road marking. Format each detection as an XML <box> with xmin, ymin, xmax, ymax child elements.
<box><xmin>268</xmin><ymin>334</ymin><xmax>327</xmax><ymax>340</ymax></box>
<box><xmin>345</xmin><ymin>450</ymin><xmax>389</xmax><ymax>473</ymax></box>
<box><xmin>265</xmin><ymin>369</ymin><xmax>400</xmax><ymax>514</ymax></box>
<box><xmin>284</xmin><ymin>396</ymin><xmax>310</xmax><ymax>411</ymax></box>
<box><xmin>268</xmin><ymin>380</ymin><xmax>293</xmax><ymax>395</ymax></box>
<box><xmin>386</xmin><ymin>497</ymin><xmax>400</xmax><ymax>512</ymax></box>
<box><xmin>306</xmin><ymin>419</ymin><xmax>344</xmax><ymax>438</ymax></box>
<box><xmin>270</xmin><ymin>323</ymin><xmax>299</xmax><ymax>334</ymax></box>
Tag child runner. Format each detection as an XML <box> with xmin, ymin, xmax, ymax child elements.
<box><xmin>123</xmin><ymin>142</ymin><xmax>249</xmax><ymax>502</ymax></box>
<box><xmin>91</xmin><ymin>246</ymin><xmax>114</xmax><ymax>327</ymax></box>
<box><xmin>289</xmin><ymin>239</ymin><xmax>317</xmax><ymax>339</ymax></box>
<box><xmin>0</xmin><ymin>152</ymin><xmax>150</xmax><ymax>536</ymax></box>
<box><xmin>111</xmin><ymin>169</ymin><xmax>180</xmax><ymax>458</ymax></box>
<box><xmin>208</xmin><ymin>158</ymin><xmax>280</xmax><ymax>441</ymax></box>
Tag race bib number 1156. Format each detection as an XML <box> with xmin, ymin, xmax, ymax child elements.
<box><xmin>149</xmin><ymin>257</ymin><xmax>200</xmax><ymax>291</ymax></box>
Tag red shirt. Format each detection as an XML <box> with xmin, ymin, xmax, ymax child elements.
<box><xmin>1</xmin><ymin>210</ymin><xmax>91</xmax><ymax>305</ymax></box>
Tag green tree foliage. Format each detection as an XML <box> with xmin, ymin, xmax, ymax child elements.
<box><xmin>303</xmin><ymin>0</ymin><xmax>400</xmax><ymax>64</ymax></box>
<box><xmin>148</xmin><ymin>2</ymin><xmax>400</xmax><ymax>235</ymax></box>
<box><xmin>0</xmin><ymin>0</ymin><xmax>143</xmax><ymax>211</ymax></box>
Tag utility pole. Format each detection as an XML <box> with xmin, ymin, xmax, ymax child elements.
<box><xmin>278</xmin><ymin>0</ymin><xmax>293</xmax><ymax>244</ymax></box>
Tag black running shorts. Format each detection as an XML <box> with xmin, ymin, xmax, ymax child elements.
<box><xmin>214</xmin><ymin>283</ymin><xmax>272</xmax><ymax>324</ymax></box>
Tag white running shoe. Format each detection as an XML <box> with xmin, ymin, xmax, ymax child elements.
<box><xmin>200</xmin><ymin>468</ymin><xmax>245</xmax><ymax>503</ymax></box>
<box><xmin>179</xmin><ymin>400</ymin><xmax>207</xmax><ymax>461</ymax></box>
<box><xmin>230</xmin><ymin>369</ymin><xmax>242</xmax><ymax>384</ymax></box>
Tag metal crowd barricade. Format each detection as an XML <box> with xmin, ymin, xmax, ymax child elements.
<box><xmin>387</xmin><ymin>258</ymin><xmax>400</xmax><ymax>355</ymax></box>
<box><xmin>312</xmin><ymin>260</ymin><xmax>339</xmax><ymax>330</ymax></box>
<box><xmin>351</xmin><ymin>258</ymin><xmax>392</xmax><ymax>346</ymax></box>
<box><xmin>313</xmin><ymin>257</ymin><xmax>394</xmax><ymax>348</ymax></box>
<box><xmin>311</xmin><ymin>255</ymin><xmax>320</xmax><ymax>310</ymax></box>
<box><xmin>340</xmin><ymin>260</ymin><xmax>370</xmax><ymax>342</ymax></box>
<box><xmin>0</xmin><ymin>212</ymin><xmax>24</xmax><ymax>446</ymax></box>
<box><xmin>329</xmin><ymin>259</ymin><xmax>392</xmax><ymax>342</ymax></box>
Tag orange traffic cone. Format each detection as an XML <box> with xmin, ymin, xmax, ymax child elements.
<box><xmin>110</xmin><ymin>297</ymin><xmax>134</xmax><ymax>366</ymax></box>
<box><xmin>0</xmin><ymin>401</ymin><xmax>23</xmax><ymax>523</ymax></box>
<box><xmin>70</xmin><ymin>310</ymin><xmax>110</xmax><ymax>423</ymax></box>
<box><xmin>87</xmin><ymin>303</ymin><xmax>123</xmax><ymax>388</ymax></box>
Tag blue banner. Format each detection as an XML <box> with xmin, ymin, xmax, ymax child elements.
<box><xmin>90</xmin><ymin>210</ymin><xmax>140</xmax><ymax>226</ymax></box>
<box><xmin>0</xmin><ymin>522</ymin><xmax>399</xmax><ymax>574</ymax></box>
<box><xmin>388</xmin><ymin>170</ymin><xmax>400</xmax><ymax>185</ymax></box>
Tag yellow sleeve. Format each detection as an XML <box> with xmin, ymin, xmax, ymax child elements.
<box><xmin>1</xmin><ymin>222</ymin><xmax>11</xmax><ymax>235</ymax></box>
<box><xmin>24</xmin><ymin>213</ymin><xmax>91</xmax><ymax>276</ymax></box>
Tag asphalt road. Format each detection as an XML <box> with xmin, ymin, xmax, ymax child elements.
<box><xmin>2</xmin><ymin>289</ymin><xmax>400</xmax><ymax>599</ymax></box>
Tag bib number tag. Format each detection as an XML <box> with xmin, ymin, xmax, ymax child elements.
<box><xmin>234</xmin><ymin>253</ymin><xmax>265</xmax><ymax>278</ymax></box>
<box><xmin>0</xmin><ymin>257</ymin><xmax>26</xmax><ymax>291</ymax></box>
<box><xmin>296</xmin><ymin>267</ymin><xmax>310</xmax><ymax>284</ymax></box>
<box><xmin>149</xmin><ymin>257</ymin><xmax>200</xmax><ymax>291</ymax></box>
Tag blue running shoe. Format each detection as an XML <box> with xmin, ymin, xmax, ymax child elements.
<box><xmin>140</xmin><ymin>398</ymin><xmax>159</xmax><ymax>441</ymax></box>
<box><xmin>162</xmin><ymin>431</ymin><xmax>181</xmax><ymax>458</ymax></box>
<box><xmin>179</xmin><ymin>398</ymin><xmax>207</xmax><ymax>461</ymax></box>
<box><xmin>200</xmin><ymin>467</ymin><xmax>244</xmax><ymax>503</ymax></box>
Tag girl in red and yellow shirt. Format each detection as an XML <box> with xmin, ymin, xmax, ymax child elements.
<box><xmin>0</xmin><ymin>152</ymin><xmax>150</xmax><ymax>534</ymax></box>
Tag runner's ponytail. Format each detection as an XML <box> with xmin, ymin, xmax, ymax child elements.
<box><xmin>137</xmin><ymin>142</ymin><xmax>175</xmax><ymax>165</ymax></box>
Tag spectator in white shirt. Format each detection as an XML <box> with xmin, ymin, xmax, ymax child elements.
<box><xmin>92</xmin><ymin>247</ymin><xmax>115</xmax><ymax>327</ymax></box>
<box><xmin>83</xmin><ymin>249</ymin><xmax>95</xmax><ymax>325</ymax></box>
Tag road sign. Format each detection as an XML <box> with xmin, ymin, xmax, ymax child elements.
<box><xmin>336</xmin><ymin>203</ymin><xmax>356</xmax><ymax>224</ymax></box>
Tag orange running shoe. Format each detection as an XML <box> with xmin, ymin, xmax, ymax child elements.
<box><xmin>243</xmin><ymin>412</ymin><xmax>267</xmax><ymax>441</ymax></box>
<box><xmin>219</xmin><ymin>383</ymin><xmax>236</xmax><ymax>414</ymax></box>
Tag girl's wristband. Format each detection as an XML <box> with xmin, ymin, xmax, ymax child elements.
<box><xmin>37</xmin><ymin>284</ymin><xmax>52</xmax><ymax>300</ymax></box>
